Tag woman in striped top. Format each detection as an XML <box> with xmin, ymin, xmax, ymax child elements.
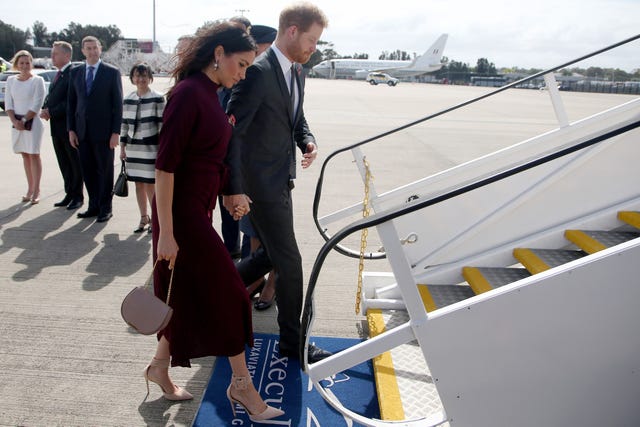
<box><xmin>120</xmin><ymin>63</ymin><xmax>165</xmax><ymax>233</ymax></box>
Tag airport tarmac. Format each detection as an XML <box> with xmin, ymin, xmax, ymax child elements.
<box><xmin>0</xmin><ymin>77</ymin><xmax>635</xmax><ymax>426</ymax></box>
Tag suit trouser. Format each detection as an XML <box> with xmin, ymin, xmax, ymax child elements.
<box><xmin>51</xmin><ymin>131</ymin><xmax>83</xmax><ymax>200</ymax></box>
<box><xmin>218</xmin><ymin>194</ymin><xmax>241</xmax><ymax>254</ymax></box>
<box><xmin>78</xmin><ymin>137</ymin><xmax>114</xmax><ymax>215</ymax></box>
<box><xmin>236</xmin><ymin>188</ymin><xmax>303</xmax><ymax>352</ymax></box>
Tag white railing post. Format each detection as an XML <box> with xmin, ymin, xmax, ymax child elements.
<box><xmin>544</xmin><ymin>72</ymin><xmax>569</xmax><ymax>128</ymax></box>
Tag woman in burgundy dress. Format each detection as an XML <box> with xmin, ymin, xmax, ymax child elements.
<box><xmin>144</xmin><ymin>22</ymin><xmax>284</xmax><ymax>422</ymax></box>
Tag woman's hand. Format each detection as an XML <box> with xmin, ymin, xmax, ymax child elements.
<box><xmin>120</xmin><ymin>146</ymin><xmax>127</xmax><ymax>160</ymax></box>
<box><xmin>157</xmin><ymin>232</ymin><xmax>179</xmax><ymax>270</ymax></box>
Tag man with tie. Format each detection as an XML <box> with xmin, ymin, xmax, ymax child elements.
<box><xmin>225</xmin><ymin>3</ymin><xmax>331</xmax><ymax>363</ymax></box>
<box><xmin>41</xmin><ymin>41</ymin><xmax>84</xmax><ymax>210</ymax></box>
<box><xmin>68</xmin><ymin>35</ymin><xmax>123</xmax><ymax>223</ymax></box>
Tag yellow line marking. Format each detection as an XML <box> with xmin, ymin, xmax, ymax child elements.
<box><xmin>367</xmin><ymin>309</ymin><xmax>405</xmax><ymax>421</ymax></box>
<box><xmin>462</xmin><ymin>266</ymin><xmax>493</xmax><ymax>294</ymax></box>
<box><xmin>513</xmin><ymin>248</ymin><xmax>550</xmax><ymax>274</ymax></box>
<box><xmin>564</xmin><ymin>230</ymin><xmax>607</xmax><ymax>254</ymax></box>
<box><xmin>418</xmin><ymin>284</ymin><xmax>438</xmax><ymax>312</ymax></box>
<box><xmin>618</xmin><ymin>211</ymin><xmax>640</xmax><ymax>230</ymax></box>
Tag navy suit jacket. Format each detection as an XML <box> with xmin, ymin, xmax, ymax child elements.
<box><xmin>226</xmin><ymin>48</ymin><xmax>315</xmax><ymax>202</ymax></box>
<box><xmin>67</xmin><ymin>61</ymin><xmax>123</xmax><ymax>141</ymax></box>
<box><xmin>43</xmin><ymin>64</ymin><xmax>76</xmax><ymax>139</ymax></box>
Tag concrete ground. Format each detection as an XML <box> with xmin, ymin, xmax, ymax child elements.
<box><xmin>0</xmin><ymin>77</ymin><xmax>635</xmax><ymax>427</ymax></box>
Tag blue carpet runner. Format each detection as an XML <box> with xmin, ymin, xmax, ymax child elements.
<box><xmin>193</xmin><ymin>333</ymin><xmax>379</xmax><ymax>426</ymax></box>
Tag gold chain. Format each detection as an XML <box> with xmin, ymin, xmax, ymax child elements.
<box><xmin>356</xmin><ymin>158</ymin><xmax>373</xmax><ymax>314</ymax></box>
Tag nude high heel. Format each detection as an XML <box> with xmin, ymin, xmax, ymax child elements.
<box><xmin>226</xmin><ymin>374</ymin><xmax>285</xmax><ymax>421</ymax></box>
<box><xmin>143</xmin><ymin>357</ymin><xmax>193</xmax><ymax>401</ymax></box>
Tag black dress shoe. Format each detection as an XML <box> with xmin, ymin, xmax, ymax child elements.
<box><xmin>307</xmin><ymin>344</ymin><xmax>333</xmax><ymax>363</ymax></box>
<box><xmin>77</xmin><ymin>210</ymin><xmax>98</xmax><ymax>219</ymax></box>
<box><xmin>280</xmin><ymin>344</ymin><xmax>333</xmax><ymax>363</ymax></box>
<box><xmin>66</xmin><ymin>199</ymin><xmax>84</xmax><ymax>210</ymax></box>
<box><xmin>254</xmin><ymin>298</ymin><xmax>274</xmax><ymax>311</ymax></box>
<box><xmin>96</xmin><ymin>212</ymin><xmax>113</xmax><ymax>223</ymax></box>
<box><xmin>54</xmin><ymin>196</ymin><xmax>72</xmax><ymax>207</ymax></box>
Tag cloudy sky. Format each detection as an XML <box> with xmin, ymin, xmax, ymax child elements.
<box><xmin>4</xmin><ymin>0</ymin><xmax>639</xmax><ymax>71</ymax></box>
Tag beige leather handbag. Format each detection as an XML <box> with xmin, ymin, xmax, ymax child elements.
<box><xmin>121</xmin><ymin>261</ymin><xmax>174</xmax><ymax>335</ymax></box>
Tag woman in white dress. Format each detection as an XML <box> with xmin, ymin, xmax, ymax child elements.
<box><xmin>5</xmin><ymin>50</ymin><xmax>46</xmax><ymax>204</ymax></box>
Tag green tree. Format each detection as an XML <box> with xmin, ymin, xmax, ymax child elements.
<box><xmin>32</xmin><ymin>21</ymin><xmax>50</xmax><ymax>47</ymax></box>
<box><xmin>436</xmin><ymin>59</ymin><xmax>471</xmax><ymax>84</ymax></box>
<box><xmin>475</xmin><ymin>57</ymin><xmax>496</xmax><ymax>75</ymax></box>
<box><xmin>0</xmin><ymin>20</ymin><xmax>28</xmax><ymax>60</ymax></box>
<box><xmin>57</xmin><ymin>22</ymin><xmax>122</xmax><ymax>61</ymax></box>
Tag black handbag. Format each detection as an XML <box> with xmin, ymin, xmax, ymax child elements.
<box><xmin>113</xmin><ymin>161</ymin><xmax>128</xmax><ymax>197</ymax></box>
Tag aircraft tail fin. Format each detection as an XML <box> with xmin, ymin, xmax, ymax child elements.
<box><xmin>410</xmin><ymin>34</ymin><xmax>448</xmax><ymax>70</ymax></box>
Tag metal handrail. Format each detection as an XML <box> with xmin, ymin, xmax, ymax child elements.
<box><xmin>302</xmin><ymin>118</ymin><xmax>640</xmax><ymax>364</ymax></box>
<box><xmin>312</xmin><ymin>33</ymin><xmax>640</xmax><ymax>260</ymax></box>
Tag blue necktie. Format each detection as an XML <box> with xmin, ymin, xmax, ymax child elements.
<box><xmin>86</xmin><ymin>66</ymin><xmax>95</xmax><ymax>94</ymax></box>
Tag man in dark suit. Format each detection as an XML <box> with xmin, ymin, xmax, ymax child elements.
<box><xmin>41</xmin><ymin>41</ymin><xmax>83</xmax><ymax>210</ymax></box>
<box><xmin>68</xmin><ymin>35</ymin><xmax>123</xmax><ymax>223</ymax></box>
<box><xmin>225</xmin><ymin>3</ymin><xmax>330</xmax><ymax>363</ymax></box>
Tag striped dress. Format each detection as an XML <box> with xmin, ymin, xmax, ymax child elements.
<box><xmin>120</xmin><ymin>90</ymin><xmax>165</xmax><ymax>183</ymax></box>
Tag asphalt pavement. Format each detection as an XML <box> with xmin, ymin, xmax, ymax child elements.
<box><xmin>0</xmin><ymin>77</ymin><xmax>634</xmax><ymax>426</ymax></box>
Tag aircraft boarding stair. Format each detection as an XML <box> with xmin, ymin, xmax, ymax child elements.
<box><xmin>301</xmin><ymin>35</ymin><xmax>640</xmax><ymax>427</ymax></box>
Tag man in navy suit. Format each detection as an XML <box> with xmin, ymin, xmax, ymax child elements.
<box><xmin>68</xmin><ymin>35</ymin><xmax>123</xmax><ymax>222</ymax></box>
<box><xmin>225</xmin><ymin>3</ymin><xmax>330</xmax><ymax>363</ymax></box>
<box><xmin>41</xmin><ymin>41</ymin><xmax>84</xmax><ymax>210</ymax></box>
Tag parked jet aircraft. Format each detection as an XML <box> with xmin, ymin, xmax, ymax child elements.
<box><xmin>312</xmin><ymin>34</ymin><xmax>448</xmax><ymax>80</ymax></box>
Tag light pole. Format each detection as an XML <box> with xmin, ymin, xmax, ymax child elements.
<box><xmin>153</xmin><ymin>0</ymin><xmax>156</xmax><ymax>52</ymax></box>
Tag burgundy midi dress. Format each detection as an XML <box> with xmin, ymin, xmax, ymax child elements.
<box><xmin>151</xmin><ymin>72</ymin><xmax>253</xmax><ymax>367</ymax></box>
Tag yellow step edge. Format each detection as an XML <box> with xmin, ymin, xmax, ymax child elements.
<box><xmin>513</xmin><ymin>248</ymin><xmax>550</xmax><ymax>274</ymax></box>
<box><xmin>564</xmin><ymin>229</ymin><xmax>607</xmax><ymax>254</ymax></box>
<box><xmin>366</xmin><ymin>308</ymin><xmax>405</xmax><ymax>421</ymax></box>
<box><xmin>417</xmin><ymin>284</ymin><xmax>438</xmax><ymax>312</ymax></box>
<box><xmin>462</xmin><ymin>266</ymin><xmax>493</xmax><ymax>295</ymax></box>
<box><xmin>618</xmin><ymin>211</ymin><xmax>640</xmax><ymax>230</ymax></box>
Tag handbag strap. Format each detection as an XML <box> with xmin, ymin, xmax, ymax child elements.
<box><xmin>145</xmin><ymin>259</ymin><xmax>175</xmax><ymax>304</ymax></box>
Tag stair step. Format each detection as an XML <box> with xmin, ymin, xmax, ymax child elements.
<box><xmin>618</xmin><ymin>211</ymin><xmax>640</xmax><ymax>229</ymax></box>
<box><xmin>462</xmin><ymin>267</ymin><xmax>530</xmax><ymax>294</ymax></box>
<box><xmin>418</xmin><ymin>284</ymin><xmax>475</xmax><ymax>312</ymax></box>
<box><xmin>564</xmin><ymin>230</ymin><xmax>640</xmax><ymax>254</ymax></box>
<box><xmin>513</xmin><ymin>248</ymin><xmax>586</xmax><ymax>274</ymax></box>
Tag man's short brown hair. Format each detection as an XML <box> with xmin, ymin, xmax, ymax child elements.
<box><xmin>278</xmin><ymin>2</ymin><xmax>328</xmax><ymax>33</ymax></box>
<box><xmin>81</xmin><ymin>35</ymin><xmax>101</xmax><ymax>48</ymax></box>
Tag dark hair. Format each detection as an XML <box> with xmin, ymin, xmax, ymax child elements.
<box><xmin>171</xmin><ymin>21</ymin><xmax>256</xmax><ymax>90</ymax></box>
<box><xmin>129</xmin><ymin>62</ymin><xmax>154</xmax><ymax>83</ymax></box>
<box><xmin>229</xmin><ymin>15</ymin><xmax>252</xmax><ymax>31</ymax></box>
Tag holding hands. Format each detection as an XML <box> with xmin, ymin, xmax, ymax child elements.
<box><xmin>301</xmin><ymin>142</ymin><xmax>318</xmax><ymax>169</ymax></box>
<box><xmin>223</xmin><ymin>194</ymin><xmax>252</xmax><ymax>221</ymax></box>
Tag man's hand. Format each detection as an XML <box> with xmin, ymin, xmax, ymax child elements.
<box><xmin>40</xmin><ymin>108</ymin><xmax>50</xmax><ymax>121</ymax></box>
<box><xmin>69</xmin><ymin>130</ymin><xmax>79</xmax><ymax>148</ymax></box>
<box><xmin>301</xmin><ymin>142</ymin><xmax>318</xmax><ymax>168</ymax></box>
<box><xmin>109</xmin><ymin>133</ymin><xmax>119</xmax><ymax>149</ymax></box>
<box><xmin>223</xmin><ymin>194</ymin><xmax>253</xmax><ymax>221</ymax></box>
